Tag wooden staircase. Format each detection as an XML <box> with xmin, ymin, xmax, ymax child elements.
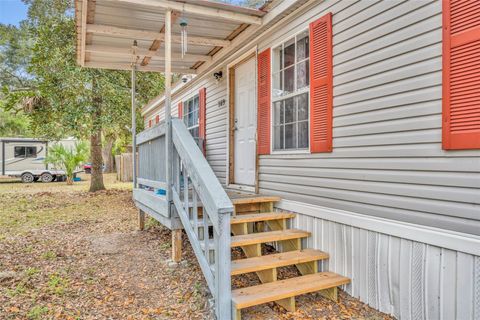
<box><xmin>227</xmin><ymin>193</ymin><xmax>350</xmax><ymax>319</ymax></box>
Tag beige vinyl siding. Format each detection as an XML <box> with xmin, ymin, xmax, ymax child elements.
<box><xmin>140</xmin><ymin>1</ymin><xmax>480</xmax><ymax>318</ymax></box>
<box><xmin>143</xmin><ymin>0</ymin><xmax>480</xmax><ymax>234</ymax></box>
<box><xmin>171</xmin><ymin>77</ymin><xmax>228</xmax><ymax>185</ymax></box>
<box><xmin>257</xmin><ymin>0</ymin><xmax>480</xmax><ymax>235</ymax></box>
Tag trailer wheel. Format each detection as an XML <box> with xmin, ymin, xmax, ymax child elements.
<box><xmin>40</xmin><ymin>172</ymin><xmax>54</xmax><ymax>183</ymax></box>
<box><xmin>21</xmin><ymin>173</ymin><xmax>35</xmax><ymax>183</ymax></box>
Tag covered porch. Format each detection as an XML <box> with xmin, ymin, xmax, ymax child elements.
<box><xmin>75</xmin><ymin>1</ymin><xmax>350</xmax><ymax>319</ymax></box>
<box><xmin>75</xmin><ymin>1</ymin><xmax>267</xmax><ymax>318</ymax></box>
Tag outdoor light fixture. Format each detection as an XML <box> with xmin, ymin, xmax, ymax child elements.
<box><xmin>179</xmin><ymin>17</ymin><xmax>188</xmax><ymax>58</ymax></box>
<box><xmin>213</xmin><ymin>71</ymin><xmax>223</xmax><ymax>81</ymax></box>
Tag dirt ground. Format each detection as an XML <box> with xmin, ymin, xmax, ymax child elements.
<box><xmin>0</xmin><ymin>173</ymin><xmax>394</xmax><ymax>320</ymax></box>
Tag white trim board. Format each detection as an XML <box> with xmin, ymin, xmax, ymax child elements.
<box><xmin>277</xmin><ymin>199</ymin><xmax>480</xmax><ymax>256</ymax></box>
<box><xmin>225</xmin><ymin>47</ymin><xmax>258</xmax><ymax>187</ymax></box>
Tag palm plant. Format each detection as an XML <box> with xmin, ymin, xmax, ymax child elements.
<box><xmin>45</xmin><ymin>141</ymin><xmax>89</xmax><ymax>185</ymax></box>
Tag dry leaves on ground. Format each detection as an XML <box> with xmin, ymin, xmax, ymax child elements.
<box><xmin>0</xmin><ymin>174</ymin><xmax>394</xmax><ymax>319</ymax></box>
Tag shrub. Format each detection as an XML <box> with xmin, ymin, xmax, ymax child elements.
<box><xmin>44</xmin><ymin>141</ymin><xmax>88</xmax><ymax>184</ymax></box>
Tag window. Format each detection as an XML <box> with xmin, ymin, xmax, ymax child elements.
<box><xmin>182</xmin><ymin>95</ymin><xmax>200</xmax><ymax>139</ymax></box>
<box><xmin>14</xmin><ymin>146</ymin><xmax>37</xmax><ymax>158</ymax></box>
<box><xmin>273</xmin><ymin>93</ymin><xmax>309</xmax><ymax>150</ymax></box>
<box><xmin>272</xmin><ymin>30</ymin><xmax>310</xmax><ymax>151</ymax></box>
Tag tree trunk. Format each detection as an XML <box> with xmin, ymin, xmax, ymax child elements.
<box><xmin>66</xmin><ymin>176</ymin><xmax>73</xmax><ymax>185</ymax></box>
<box><xmin>89</xmin><ymin>128</ymin><xmax>105</xmax><ymax>192</ymax></box>
<box><xmin>89</xmin><ymin>76</ymin><xmax>106</xmax><ymax>192</ymax></box>
<box><xmin>102</xmin><ymin>134</ymin><xmax>115</xmax><ymax>173</ymax></box>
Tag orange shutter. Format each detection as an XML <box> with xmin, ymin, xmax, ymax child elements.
<box><xmin>257</xmin><ymin>48</ymin><xmax>271</xmax><ymax>155</ymax></box>
<box><xmin>309</xmin><ymin>12</ymin><xmax>333</xmax><ymax>153</ymax></box>
<box><xmin>178</xmin><ymin>102</ymin><xmax>183</xmax><ymax>119</ymax></box>
<box><xmin>155</xmin><ymin>115</ymin><xmax>159</xmax><ymax>123</ymax></box>
<box><xmin>443</xmin><ymin>1</ymin><xmax>480</xmax><ymax>149</ymax></box>
<box><xmin>148</xmin><ymin>119</ymin><xmax>152</xmax><ymax>128</ymax></box>
<box><xmin>199</xmin><ymin>88</ymin><xmax>207</xmax><ymax>154</ymax></box>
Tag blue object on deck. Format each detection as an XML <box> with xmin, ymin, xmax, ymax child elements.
<box><xmin>73</xmin><ymin>177</ymin><xmax>81</xmax><ymax>182</ymax></box>
<box><xmin>156</xmin><ymin>189</ymin><xmax>166</xmax><ymax>195</ymax></box>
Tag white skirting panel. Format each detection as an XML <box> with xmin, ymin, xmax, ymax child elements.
<box><xmin>289</xmin><ymin>212</ymin><xmax>480</xmax><ymax>320</ymax></box>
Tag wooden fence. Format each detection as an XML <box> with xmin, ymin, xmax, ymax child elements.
<box><xmin>115</xmin><ymin>153</ymin><xmax>137</xmax><ymax>182</ymax></box>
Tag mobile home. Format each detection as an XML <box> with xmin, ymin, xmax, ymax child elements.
<box><xmin>75</xmin><ymin>0</ymin><xmax>480</xmax><ymax>319</ymax></box>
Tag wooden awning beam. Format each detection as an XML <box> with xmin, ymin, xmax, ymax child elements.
<box><xmin>85</xmin><ymin>45</ymin><xmax>211</xmax><ymax>62</ymax></box>
<box><xmin>87</xmin><ymin>24</ymin><xmax>231</xmax><ymax>47</ymax></box>
<box><xmin>84</xmin><ymin>61</ymin><xmax>197</xmax><ymax>74</ymax></box>
<box><xmin>141</xmin><ymin>11</ymin><xmax>179</xmax><ymax>67</ymax></box>
<box><xmin>105</xmin><ymin>0</ymin><xmax>263</xmax><ymax>25</ymax></box>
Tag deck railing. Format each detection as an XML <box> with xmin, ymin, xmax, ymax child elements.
<box><xmin>135</xmin><ymin>119</ymin><xmax>233</xmax><ymax>319</ymax></box>
<box><xmin>171</xmin><ymin>118</ymin><xmax>233</xmax><ymax>320</ymax></box>
<box><xmin>134</xmin><ymin>123</ymin><xmax>172</xmax><ymax>226</ymax></box>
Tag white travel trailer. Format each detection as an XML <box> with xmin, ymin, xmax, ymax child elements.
<box><xmin>0</xmin><ymin>137</ymin><xmax>72</xmax><ymax>183</ymax></box>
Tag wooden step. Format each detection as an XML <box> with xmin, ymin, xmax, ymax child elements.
<box><xmin>190</xmin><ymin>212</ymin><xmax>295</xmax><ymax>228</ymax></box>
<box><xmin>231</xmin><ymin>212</ymin><xmax>295</xmax><ymax>224</ymax></box>
<box><xmin>231</xmin><ymin>229</ymin><xmax>310</xmax><ymax>247</ymax></box>
<box><xmin>231</xmin><ymin>249</ymin><xmax>329</xmax><ymax>276</ymax></box>
<box><xmin>231</xmin><ymin>196</ymin><xmax>281</xmax><ymax>205</ymax></box>
<box><xmin>232</xmin><ymin>272</ymin><xmax>350</xmax><ymax>310</ymax></box>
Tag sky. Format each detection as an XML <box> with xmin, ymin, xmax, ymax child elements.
<box><xmin>0</xmin><ymin>0</ymin><xmax>28</xmax><ymax>26</ymax></box>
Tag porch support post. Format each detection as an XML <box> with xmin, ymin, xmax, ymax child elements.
<box><xmin>138</xmin><ymin>209</ymin><xmax>145</xmax><ymax>231</ymax></box>
<box><xmin>165</xmin><ymin>9</ymin><xmax>172</xmax><ymax>214</ymax></box>
<box><xmin>164</xmin><ymin>9</ymin><xmax>182</xmax><ymax>260</ymax></box>
<box><xmin>215</xmin><ymin>212</ymin><xmax>232</xmax><ymax>319</ymax></box>
<box><xmin>165</xmin><ymin>9</ymin><xmax>172</xmax><ymax>213</ymax></box>
<box><xmin>131</xmin><ymin>62</ymin><xmax>137</xmax><ymax>189</ymax></box>
<box><xmin>172</xmin><ymin>229</ymin><xmax>182</xmax><ymax>262</ymax></box>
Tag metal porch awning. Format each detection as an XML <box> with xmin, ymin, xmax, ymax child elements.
<box><xmin>75</xmin><ymin>0</ymin><xmax>266</xmax><ymax>74</ymax></box>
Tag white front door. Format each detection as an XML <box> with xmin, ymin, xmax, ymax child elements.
<box><xmin>233</xmin><ymin>57</ymin><xmax>256</xmax><ymax>186</ymax></box>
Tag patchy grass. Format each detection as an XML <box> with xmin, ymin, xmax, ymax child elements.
<box><xmin>27</xmin><ymin>305</ymin><xmax>49</xmax><ymax>320</ymax></box>
<box><xmin>0</xmin><ymin>174</ymin><xmax>131</xmax><ymax>236</ymax></box>
<box><xmin>0</xmin><ymin>173</ymin><xmax>393</xmax><ymax>320</ymax></box>
<box><xmin>0</xmin><ymin>174</ymin><xmax>212</xmax><ymax>319</ymax></box>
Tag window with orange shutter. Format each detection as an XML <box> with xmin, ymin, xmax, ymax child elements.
<box><xmin>267</xmin><ymin>13</ymin><xmax>333</xmax><ymax>153</ymax></box>
<box><xmin>179</xmin><ymin>88</ymin><xmax>206</xmax><ymax>154</ymax></box>
<box><xmin>309</xmin><ymin>12</ymin><xmax>333</xmax><ymax>153</ymax></box>
<box><xmin>181</xmin><ymin>94</ymin><xmax>200</xmax><ymax>139</ymax></box>
<box><xmin>442</xmin><ymin>1</ymin><xmax>480</xmax><ymax>149</ymax></box>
